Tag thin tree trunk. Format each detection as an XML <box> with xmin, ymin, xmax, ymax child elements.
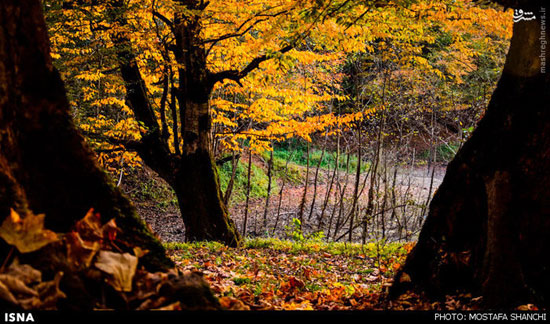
<box><xmin>242</xmin><ymin>148</ymin><xmax>253</xmax><ymax>237</ymax></box>
<box><xmin>263</xmin><ymin>147</ymin><xmax>274</xmax><ymax>232</ymax></box>
<box><xmin>331</xmin><ymin>147</ymin><xmax>351</xmax><ymax>241</ymax></box>
<box><xmin>273</xmin><ymin>147</ymin><xmax>294</xmax><ymax>235</ymax></box>
<box><xmin>297</xmin><ymin>141</ymin><xmax>310</xmax><ymax>230</ymax></box>
<box><xmin>348</xmin><ymin>126</ymin><xmax>363</xmax><ymax>243</ymax></box>
<box><xmin>308</xmin><ymin>135</ymin><xmax>327</xmax><ymax>222</ymax></box>
<box><xmin>363</xmin><ymin>131</ymin><xmax>382</xmax><ymax>244</ymax></box>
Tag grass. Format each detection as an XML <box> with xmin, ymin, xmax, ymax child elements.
<box><xmin>217</xmin><ymin>141</ymin><xmax>374</xmax><ymax>204</ymax></box>
<box><xmin>164</xmin><ymin>237</ymin><xmax>412</xmax><ymax>268</ymax></box>
<box><xmin>218</xmin><ymin>159</ymin><xmax>280</xmax><ymax>202</ymax></box>
<box><xmin>123</xmin><ymin>168</ymin><xmax>178</xmax><ymax>210</ymax></box>
<box><xmin>271</xmin><ymin>142</ymin><xmax>369</xmax><ymax>173</ymax></box>
<box><xmin>419</xmin><ymin>142</ymin><xmax>461</xmax><ymax>163</ymax></box>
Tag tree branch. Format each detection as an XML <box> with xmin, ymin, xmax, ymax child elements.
<box><xmin>208</xmin><ymin>44</ymin><xmax>293</xmax><ymax>87</ymax></box>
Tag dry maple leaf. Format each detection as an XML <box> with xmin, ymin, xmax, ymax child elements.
<box><xmin>0</xmin><ymin>209</ymin><xmax>59</xmax><ymax>253</ymax></box>
<box><xmin>95</xmin><ymin>251</ymin><xmax>138</xmax><ymax>292</ymax></box>
<box><xmin>65</xmin><ymin>231</ymin><xmax>100</xmax><ymax>268</ymax></box>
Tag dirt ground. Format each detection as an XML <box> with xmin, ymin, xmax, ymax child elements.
<box><xmin>128</xmin><ymin>163</ymin><xmax>446</xmax><ymax>244</ymax></box>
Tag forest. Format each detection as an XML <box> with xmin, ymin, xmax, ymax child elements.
<box><xmin>0</xmin><ymin>0</ymin><xmax>548</xmax><ymax>319</ymax></box>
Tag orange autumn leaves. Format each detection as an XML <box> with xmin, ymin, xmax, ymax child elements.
<box><xmin>0</xmin><ymin>209</ymin><xmax>137</xmax><ymax>305</ymax></box>
<box><xmin>47</xmin><ymin>0</ymin><xmax>513</xmax><ymax>166</ymax></box>
<box><xmin>168</xmin><ymin>241</ymin><xmax>415</xmax><ymax>310</ymax></box>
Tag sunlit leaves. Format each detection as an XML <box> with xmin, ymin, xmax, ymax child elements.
<box><xmin>167</xmin><ymin>239</ymin><xmax>414</xmax><ymax>310</ymax></box>
<box><xmin>0</xmin><ymin>210</ymin><xmax>59</xmax><ymax>253</ymax></box>
<box><xmin>46</xmin><ymin>0</ymin><xmax>512</xmax><ymax>170</ymax></box>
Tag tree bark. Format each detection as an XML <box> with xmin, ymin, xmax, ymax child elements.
<box><xmin>0</xmin><ymin>0</ymin><xmax>171</xmax><ymax>270</ymax></box>
<box><xmin>391</xmin><ymin>2</ymin><xmax>550</xmax><ymax>308</ymax></box>
<box><xmin>110</xmin><ymin>0</ymin><xmax>241</xmax><ymax>246</ymax></box>
<box><xmin>173</xmin><ymin>4</ymin><xmax>241</xmax><ymax>245</ymax></box>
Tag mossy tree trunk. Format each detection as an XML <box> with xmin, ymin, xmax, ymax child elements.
<box><xmin>391</xmin><ymin>0</ymin><xmax>550</xmax><ymax>308</ymax></box>
<box><xmin>0</xmin><ymin>0</ymin><xmax>171</xmax><ymax>270</ymax></box>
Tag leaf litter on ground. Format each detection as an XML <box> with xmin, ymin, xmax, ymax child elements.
<box><xmin>0</xmin><ymin>209</ymin><xmax>540</xmax><ymax>311</ymax></box>
<box><xmin>0</xmin><ymin>208</ymin><xmax>218</xmax><ymax>310</ymax></box>
<box><xmin>166</xmin><ymin>239</ymin><xmax>416</xmax><ymax>310</ymax></box>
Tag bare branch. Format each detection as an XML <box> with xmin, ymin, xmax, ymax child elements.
<box><xmin>208</xmin><ymin>44</ymin><xmax>293</xmax><ymax>87</ymax></box>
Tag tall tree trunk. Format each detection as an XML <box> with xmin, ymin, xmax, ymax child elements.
<box><xmin>0</xmin><ymin>0</ymin><xmax>171</xmax><ymax>270</ymax></box>
<box><xmin>391</xmin><ymin>2</ymin><xmax>550</xmax><ymax>308</ymax></box>
<box><xmin>110</xmin><ymin>0</ymin><xmax>241</xmax><ymax>246</ymax></box>
<box><xmin>173</xmin><ymin>3</ymin><xmax>242</xmax><ymax>245</ymax></box>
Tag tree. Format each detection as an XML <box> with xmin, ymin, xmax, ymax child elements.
<box><xmin>391</xmin><ymin>0</ymin><xmax>550</xmax><ymax>308</ymax></box>
<box><xmin>0</xmin><ymin>0</ymin><xmax>171</xmax><ymax>273</ymax></box>
<box><xmin>46</xmin><ymin>0</ymin><xmax>512</xmax><ymax>244</ymax></box>
<box><xmin>0</xmin><ymin>0</ymin><xmax>227</xmax><ymax>311</ymax></box>
<box><xmin>46</xmin><ymin>0</ymin><xmax>374</xmax><ymax>245</ymax></box>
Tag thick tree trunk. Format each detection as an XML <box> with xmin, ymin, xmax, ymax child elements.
<box><xmin>0</xmin><ymin>0</ymin><xmax>171</xmax><ymax>269</ymax></box>
<box><xmin>110</xmin><ymin>0</ymin><xmax>241</xmax><ymax>246</ymax></box>
<box><xmin>173</xmin><ymin>5</ymin><xmax>242</xmax><ymax>246</ymax></box>
<box><xmin>174</xmin><ymin>150</ymin><xmax>241</xmax><ymax>245</ymax></box>
<box><xmin>0</xmin><ymin>0</ymin><xmax>224</xmax><ymax>311</ymax></box>
<box><xmin>391</xmin><ymin>2</ymin><xmax>550</xmax><ymax>308</ymax></box>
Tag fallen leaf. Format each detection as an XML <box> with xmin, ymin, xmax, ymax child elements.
<box><xmin>219</xmin><ymin>296</ymin><xmax>250</xmax><ymax>310</ymax></box>
<box><xmin>398</xmin><ymin>272</ymin><xmax>411</xmax><ymax>283</ymax></box>
<box><xmin>155</xmin><ymin>301</ymin><xmax>181</xmax><ymax>310</ymax></box>
<box><xmin>75</xmin><ymin>209</ymin><xmax>103</xmax><ymax>241</ymax></box>
<box><xmin>35</xmin><ymin>272</ymin><xmax>66</xmax><ymax>310</ymax></box>
<box><xmin>517</xmin><ymin>304</ymin><xmax>538</xmax><ymax>311</ymax></box>
<box><xmin>95</xmin><ymin>251</ymin><xmax>138</xmax><ymax>292</ymax></box>
<box><xmin>133</xmin><ymin>247</ymin><xmax>149</xmax><ymax>258</ymax></box>
<box><xmin>101</xmin><ymin>219</ymin><xmax>121</xmax><ymax>243</ymax></box>
<box><xmin>65</xmin><ymin>232</ymin><xmax>100</xmax><ymax>268</ymax></box>
<box><xmin>289</xmin><ymin>276</ymin><xmax>305</xmax><ymax>289</ymax></box>
<box><xmin>282</xmin><ymin>300</ymin><xmax>313</xmax><ymax>310</ymax></box>
<box><xmin>6</xmin><ymin>259</ymin><xmax>41</xmax><ymax>285</ymax></box>
<box><xmin>0</xmin><ymin>209</ymin><xmax>59</xmax><ymax>253</ymax></box>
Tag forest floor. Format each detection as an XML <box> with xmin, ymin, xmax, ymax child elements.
<box><xmin>132</xmin><ymin>163</ymin><xmax>447</xmax><ymax>243</ymax></box>
<box><xmin>119</xmin><ymin>160</ymin><xmax>502</xmax><ymax>310</ymax></box>
<box><xmin>165</xmin><ymin>239</ymin><xmax>489</xmax><ymax>310</ymax></box>
<box><xmin>124</xmin><ymin>163</ymin><xmax>541</xmax><ymax>311</ymax></box>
